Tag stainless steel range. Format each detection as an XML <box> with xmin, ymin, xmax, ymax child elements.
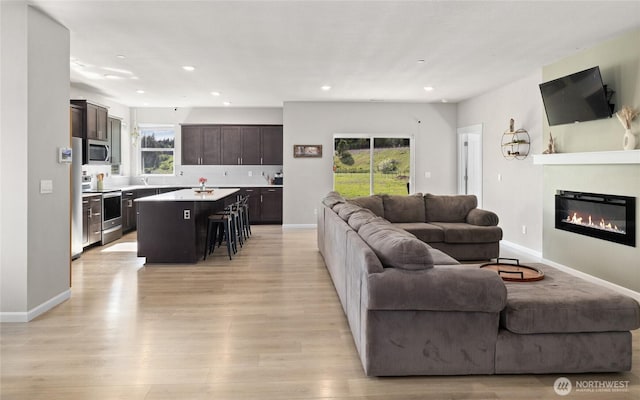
<box><xmin>101</xmin><ymin>190</ymin><xmax>123</xmax><ymax>245</ymax></box>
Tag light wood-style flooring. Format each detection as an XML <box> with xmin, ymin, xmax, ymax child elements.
<box><xmin>1</xmin><ymin>226</ymin><xmax>638</xmax><ymax>399</ymax></box>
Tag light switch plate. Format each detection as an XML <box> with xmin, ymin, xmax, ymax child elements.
<box><xmin>40</xmin><ymin>180</ymin><xmax>53</xmax><ymax>194</ymax></box>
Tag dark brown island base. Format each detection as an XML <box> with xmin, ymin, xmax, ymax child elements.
<box><xmin>136</xmin><ymin>188</ymin><xmax>239</xmax><ymax>263</ymax></box>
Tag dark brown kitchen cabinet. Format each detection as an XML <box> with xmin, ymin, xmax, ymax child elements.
<box><xmin>260</xmin><ymin>187</ymin><xmax>283</xmax><ymax>223</ymax></box>
<box><xmin>261</xmin><ymin>126</ymin><xmax>283</xmax><ymax>165</ymax></box>
<box><xmin>70</xmin><ymin>105</ymin><xmax>84</xmax><ymax>138</ymax></box>
<box><xmin>70</xmin><ymin>100</ymin><xmax>108</xmax><ymax>141</ymax></box>
<box><xmin>221</xmin><ymin>126</ymin><xmax>242</xmax><ymax>165</ymax></box>
<box><xmin>83</xmin><ymin>195</ymin><xmax>102</xmax><ymax>247</ymax></box>
<box><xmin>182</xmin><ymin>125</ymin><xmax>222</xmax><ymax>165</ymax></box>
<box><xmin>220</xmin><ymin>125</ymin><xmax>280</xmax><ymax>165</ymax></box>
<box><xmin>237</xmin><ymin>187</ymin><xmax>282</xmax><ymax>224</ymax></box>
<box><xmin>122</xmin><ymin>191</ymin><xmax>136</xmax><ymax>233</ymax></box>
<box><xmin>108</xmin><ymin>117</ymin><xmax>121</xmax><ymax>165</ymax></box>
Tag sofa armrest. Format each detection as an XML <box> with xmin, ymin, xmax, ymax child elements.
<box><xmin>466</xmin><ymin>208</ymin><xmax>499</xmax><ymax>226</ymax></box>
<box><xmin>367</xmin><ymin>265</ymin><xmax>506</xmax><ymax>312</ymax></box>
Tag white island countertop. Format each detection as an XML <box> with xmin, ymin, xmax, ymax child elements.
<box><xmin>134</xmin><ymin>188</ymin><xmax>239</xmax><ymax>202</ymax></box>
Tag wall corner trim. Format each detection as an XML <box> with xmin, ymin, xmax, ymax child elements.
<box><xmin>0</xmin><ymin>289</ymin><xmax>71</xmax><ymax>323</ymax></box>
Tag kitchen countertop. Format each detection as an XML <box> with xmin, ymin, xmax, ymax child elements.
<box><xmin>134</xmin><ymin>188</ymin><xmax>240</xmax><ymax>202</ymax></box>
<box><xmin>119</xmin><ymin>183</ymin><xmax>283</xmax><ymax>191</ymax></box>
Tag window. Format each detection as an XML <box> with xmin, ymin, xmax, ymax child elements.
<box><xmin>333</xmin><ymin>135</ymin><xmax>412</xmax><ymax>197</ymax></box>
<box><xmin>140</xmin><ymin>125</ymin><xmax>175</xmax><ymax>175</ymax></box>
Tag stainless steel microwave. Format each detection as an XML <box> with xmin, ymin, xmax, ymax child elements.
<box><xmin>86</xmin><ymin>140</ymin><xmax>110</xmax><ymax>164</ymax></box>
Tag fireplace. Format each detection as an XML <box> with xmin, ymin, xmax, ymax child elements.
<box><xmin>555</xmin><ymin>191</ymin><xmax>636</xmax><ymax>247</ymax></box>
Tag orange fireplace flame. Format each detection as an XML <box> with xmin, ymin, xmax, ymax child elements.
<box><xmin>565</xmin><ymin>212</ymin><xmax>625</xmax><ymax>234</ymax></box>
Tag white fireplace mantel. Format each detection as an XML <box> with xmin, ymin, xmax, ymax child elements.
<box><xmin>532</xmin><ymin>149</ymin><xmax>640</xmax><ymax>165</ymax></box>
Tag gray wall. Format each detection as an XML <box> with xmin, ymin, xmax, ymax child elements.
<box><xmin>282</xmin><ymin>101</ymin><xmax>458</xmax><ymax>225</ymax></box>
<box><xmin>1</xmin><ymin>4</ymin><xmax>71</xmax><ymax>317</ymax></box>
<box><xmin>458</xmin><ymin>71</ymin><xmax>544</xmax><ymax>253</ymax></box>
<box><xmin>541</xmin><ymin>29</ymin><xmax>640</xmax><ymax>292</ymax></box>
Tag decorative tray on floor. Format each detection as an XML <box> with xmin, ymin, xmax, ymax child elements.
<box><xmin>194</xmin><ymin>189</ymin><xmax>214</xmax><ymax>194</ymax></box>
<box><xmin>479</xmin><ymin>258</ymin><xmax>544</xmax><ymax>282</ymax></box>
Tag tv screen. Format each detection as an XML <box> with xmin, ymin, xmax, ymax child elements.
<box><xmin>539</xmin><ymin>66</ymin><xmax>612</xmax><ymax>126</ymax></box>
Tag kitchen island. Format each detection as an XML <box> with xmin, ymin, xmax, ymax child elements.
<box><xmin>136</xmin><ymin>188</ymin><xmax>239</xmax><ymax>263</ymax></box>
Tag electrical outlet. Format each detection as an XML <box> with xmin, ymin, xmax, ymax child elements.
<box><xmin>183</xmin><ymin>210</ymin><xmax>191</xmax><ymax>220</ymax></box>
<box><xmin>313</xmin><ymin>208</ymin><xmax>318</xmax><ymax>215</ymax></box>
<box><xmin>424</xmin><ymin>171</ymin><xmax>431</xmax><ymax>179</ymax></box>
<box><xmin>497</xmin><ymin>173</ymin><xmax>502</xmax><ymax>182</ymax></box>
<box><xmin>248</xmin><ymin>171</ymin><xmax>252</xmax><ymax>177</ymax></box>
<box><xmin>522</xmin><ymin>225</ymin><xmax>527</xmax><ymax>235</ymax></box>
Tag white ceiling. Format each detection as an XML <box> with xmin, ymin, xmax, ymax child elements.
<box><xmin>30</xmin><ymin>0</ymin><xmax>640</xmax><ymax>108</ymax></box>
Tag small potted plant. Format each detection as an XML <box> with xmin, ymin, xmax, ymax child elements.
<box><xmin>198</xmin><ymin>177</ymin><xmax>207</xmax><ymax>191</ymax></box>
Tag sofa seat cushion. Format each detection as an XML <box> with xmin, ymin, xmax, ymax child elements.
<box><xmin>367</xmin><ymin>265</ymin><xmax>506</xmax><ymax>312</ymax></box>
<box><xmin>358</xmin><ymin>220</ymin><xmax>434</xmax><ymax>270</ymax></box>
<box><xmin>500</xmin><ymin>264</ymin><xmax>640</xmax><ymax>334</ymax></box>
<box><xmin>382</xmin><ymin>193</ymin><xmax>425</xmax><ymax>222</ymax></box>
<box><xmin>347</xmin><ymin>195</ymin><xmax>385</xmax><ymax>217</ymax></box>
<box><xmin>392</xmin><ymin>222</ymin><xmax>444</xmax><ymax>243</ymax></box>
<box><xmin>431</xmin><ymin>222</ymin><xmax>503</xmax><ymax>243</ymax></box>
<box><xmin>425</xmin><ymin>194</ymin><xmax>477</xmax><ymax>222</ymax></box>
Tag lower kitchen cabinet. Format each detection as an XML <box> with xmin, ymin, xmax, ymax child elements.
<box><xmin>83</xmin><ymin>194</ymin><xmax>102</xmax><ymax>247</ymax></box>
<box><xmin>239</xmin><ymin>187</ymin><xmax>282</xmax><ymax>224</ymax></box>
<box><xmin>121</xmin><ymin>187</ymin><xmax>186</xmax><ymax>233</ymax></box>
<box><xmin>122</xmin><ymin>191</ymin><xmax>136</xmax><ymax>233</ymax></box>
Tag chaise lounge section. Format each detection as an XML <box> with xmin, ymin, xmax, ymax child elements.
<box><xmin>318</xmin><ymin>191</ymin><xmax>640</xmax><ymax>376</ymax></box>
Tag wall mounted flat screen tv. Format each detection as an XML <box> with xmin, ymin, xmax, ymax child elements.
<box><xmin>539</xmin><ymin>66</ymin><xmax>613</xmax><ymax>126</ymax></box>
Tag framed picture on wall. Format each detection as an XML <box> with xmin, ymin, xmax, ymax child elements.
<box><xmin>293</xmin><ymin>145</ymin><xmax>322</xmax><ymax>158</ymax></box>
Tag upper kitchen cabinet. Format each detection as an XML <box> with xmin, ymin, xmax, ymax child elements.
<box><xmin>70</xmin><ymin>100</ymin><xmax>109</xmax><ymax>142</ymax></box>
<box><xmin>221</xmin><ymin>125</ymin><xmax>283</xmax><ymax>165</ymax></box>
<box><xmin>261</xmin><ymin>125</ymin><xmax>283</xmax><ymax>165</ymax></box>
<box><xmin>70</xmin><ymin>104</ymin><xmax>84</xmax><ymax>138</ymax></box>
<box><xmin>108</xmin><ymin>117</ymin><xmax>121</xmax><ymax>165</ymax></box>
<box><xmin>182</xmin><ymin>125</ymin><xmax>222</xmax><ymax>165</ymax></box>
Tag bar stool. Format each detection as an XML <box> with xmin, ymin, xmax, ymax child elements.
<box><xmin>239</xmin><ymin>195</ymin><xmax>251</xmax><ymax>238</ymax></box>
<box><xmin>203</xmin><ymin>206</ymin><xmax>235</xmax><ymax>261</ymax></box>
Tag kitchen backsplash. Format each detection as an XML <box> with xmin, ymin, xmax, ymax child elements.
<box><xmin>83</xmin><ymin>164</ymin><xmax>283</xmax><ymax>189</ymax></box>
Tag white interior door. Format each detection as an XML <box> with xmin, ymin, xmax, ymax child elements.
<box><xmin>457</xmin><ymin>124</ymin><xmax>483</xmax><ymax>207</ymax></box>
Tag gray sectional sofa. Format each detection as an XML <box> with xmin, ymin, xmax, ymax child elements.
<box><xmin>346</xmin><ymin>192</ymin><xmax>502</xmax><ymax>261</ymax></box>
<box><xmin>318</xmin><ymin>191</ymin><xmax>640</xmax><ymax>376</ymax></box>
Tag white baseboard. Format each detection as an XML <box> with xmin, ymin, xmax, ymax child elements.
<box><xmin>282</xmin><ymin>224</ymin><xmax>317</xmax><ymax>229</ymax></box>
<box><xmin>0</xmin><ymin>289</ymin><xmax>71</xmax><ymax>323</ymax></box>
<box><xmin>500</xmin><ymin>240</ymin><xmax>542</xmax><ymax>260</ymax></box>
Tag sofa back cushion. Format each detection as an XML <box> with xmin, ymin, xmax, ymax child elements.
<box><xmin>348</xmin><ymin>209</ymin><xmax>378</xmax><ymax>231</ymax></box>
<box><xmin>322</xmin><ymin>191</ymin><xmax>345</xmax><ymax>208</ymax></box>
<box><xmin>382</xmin><ymin>193</ymin><xmax>425</xmax><ymax>223</ymax></box>
<box><xmin>347</xmin><ymin>195</ymin><xmax>385</xmax><ymax>217</ymax></box>
<box><xmin>358</xmin><ymin>220</ymin><xmax>434</xmax><ymax>270</ymax></box>
<box><xmin>333</xmin><ymin>203</ymin><xmax>363</xmax><ymax>221</ymax></box>
<box><xmin>425</xmin><ymin>193</ymin><xmax>477</xmax><ymax>222</ymax></box>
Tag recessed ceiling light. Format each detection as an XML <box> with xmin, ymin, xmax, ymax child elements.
<box><xmin>441</xmin><ymin>99</ymin><xmax>448</xmax><ymax>103</ymax></box>
<box><xmin>210</xmin><ymin>91</ymin><xmax>220</xmax><ymax>96</ymax></box>
<box><xmin>116</xmin><ymin>55</ymin><xmax>126</xmax><ymax>59</ymax></box>
<box><xmin>130</xmin><ymin>76</ymin><xmax>139</xmax><ymax>80</ymax></box>
<box><xmin>102</xmin><ymin>67</ymin><xmax>133</xmax><ymax>75</ymax></box>
<box><xmin>223</xmin><ymin>101</ymin><xmax>231</xmax><ymax>106</ymax></box>
<box><xmin>417</xmin><ymin>59</ymin><xmax>425</xmax><ymax>64</ymax></box>
<box><xmin>143</xmin><ymin>102</ymin><xmax>149</xmax><ymax>106</ymax></box>
<box><xmin>104</xmin><ymin>74</ymin><xmax>121</xmax><ymax>79</ymax></box>
<box><xmin>182</xmin><ymin>65</ymin><xmax>195</xmax><ymax>71</ymax></box>
<box><xmin>321</xmin><ymin>85</ymin><xmax>331</xmax><ymax>91</ymax></box>
<box><xmin>136</xmin><ymin>89</ymin><xmax>145</xmax><ymax>94</ymax></box>
<box><xmin>424</xmin><ymin>86</ymin><xmax>434</xmax><ymax>91</ymax></box>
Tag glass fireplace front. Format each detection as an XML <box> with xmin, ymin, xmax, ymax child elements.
<box><xmin>555</xmin><ymin>191</ymin><xmax>636</xmax><ymax>247</ymax></box>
